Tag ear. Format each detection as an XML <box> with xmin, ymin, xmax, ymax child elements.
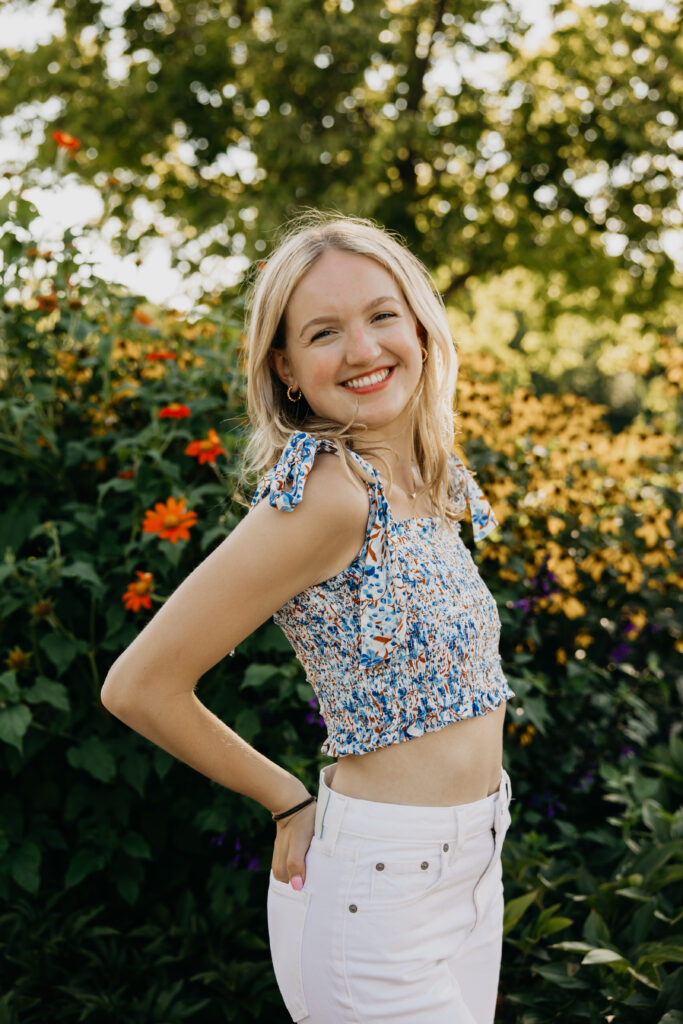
<box><xmin>416</xmin><ymin>322</ymin><xmax>426</xmax><ymax>343</ymax></box>
<box><xmin>269</xmin><ymin>348</ymin><xmax>296</xmax><ymax>389</ymax></box>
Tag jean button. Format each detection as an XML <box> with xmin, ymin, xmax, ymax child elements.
<box><xmin>349</xmin><ymin>904</ymin><xmax>358</xmax><ymax>913</ymax></box>
<box><xmin>375</xmin><ymin>863</ymin><xmax>385</xmax><ymax>871</ymax></box>
<box><xmin>420</xmin><ymin>861</ymin><xmax>429</xmax><ymax>870</ymax></box>
<box><xmin>442</xmin><ymin>843</ymin><xmax>449</xmax><ymax>852</ymax></box>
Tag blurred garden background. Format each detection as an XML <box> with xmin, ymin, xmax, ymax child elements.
<box><xmin>0</xmin><ymin>0</ymin><xmax>682</xmax><ymax>1020</ymax></box>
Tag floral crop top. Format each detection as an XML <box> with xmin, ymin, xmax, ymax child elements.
<box><xmin>249</xmin><ymin>430</ymin><xmax>515</xmax><ymax>758</ymax></box>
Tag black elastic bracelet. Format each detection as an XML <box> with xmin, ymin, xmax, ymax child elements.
<box><xmin>272</xmin><ymin>795</ymin><xmax>316</xmax><ymax>822</ymax></box>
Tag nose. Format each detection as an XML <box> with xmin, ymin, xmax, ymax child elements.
<box><xmin>345</xmin><ymin>322</ymin><xmax>382</xmax><ymax>364</ymax></box>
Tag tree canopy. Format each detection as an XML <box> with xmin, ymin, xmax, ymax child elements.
<box><xmin>2</xmin><ymin>0</ymin><xmax>681</xmax><ymax>316</ymax></box>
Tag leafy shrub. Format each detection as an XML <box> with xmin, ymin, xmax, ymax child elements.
<box><xmin>0</xmin><ymin>192</ymin><xmax>681</xmax><ymax>1022</ymax></box>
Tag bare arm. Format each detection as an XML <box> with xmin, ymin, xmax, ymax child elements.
<box><xmin>101</xmin><ymin>454</ymin><xmax>369</xmax><ymax>816</ymax></box>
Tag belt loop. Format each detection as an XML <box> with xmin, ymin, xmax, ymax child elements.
<box><xmin>315</xmin><ymin>765</ymin><xmax>346</xmax><ymax>856</ymax></box>
<box><xmin>451</xmin><ymin>805</ymin><xmax>465</xmax><ymax>859</ymax></box>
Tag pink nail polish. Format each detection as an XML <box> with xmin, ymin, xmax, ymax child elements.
<box><xmin>291</xmin><ymin>875</ymin><xmax>303</xmax><ymax>891</ymax></box>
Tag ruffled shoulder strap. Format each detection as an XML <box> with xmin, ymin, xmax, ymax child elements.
<box><xmin>448</xmin><ymin>452</ymin><xmax>500</xmax><ymax>543</ymax></box>
<box><xmin>250</xmin><ymin>430</ymin><xmax>339</xmax><ymax>512</ymax></box>
<box><xmin>251</xmin><ymin>431</ymin><xmax>406</xmax><ymax>669</ymax></box>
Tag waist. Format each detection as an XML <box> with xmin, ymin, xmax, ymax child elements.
<box><xmin>315</xmin><ymin>763</ymin><xmax>512</xmax><ymax>843</ymax></box>
<box><xmin>331</xmin><ymin>704</ymin><xmax>507</xmax><ymax>805</ymax></box>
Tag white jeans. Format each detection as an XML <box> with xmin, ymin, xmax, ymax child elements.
<box><xmin>267</xmin><ymin>765</ymin><xmax>513</xmax><ymax>1023</ymax></box>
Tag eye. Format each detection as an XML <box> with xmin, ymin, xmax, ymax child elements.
<box><xmin>373</xmin><ymin>312</ymin><xmax>397</xmax><ymax>323</ymax></box>
<box><xmin>311</xmin><ymin>328</ymin><xmax>334</xmax><ymax>341</ymax></box>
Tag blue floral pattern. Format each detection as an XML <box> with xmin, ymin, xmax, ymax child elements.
<box><xmin>250</xmin><ymin>430</ymin><xmax>515</xmax><ymax>757</ymax></box>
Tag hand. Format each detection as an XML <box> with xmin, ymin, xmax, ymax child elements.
<box><xmin>271</xmin><ymin>799</ymin><xmax>317</xmax><ymax>889</ymax></box>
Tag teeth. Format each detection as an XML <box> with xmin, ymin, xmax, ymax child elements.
<box><xmin>342</xmin><ymin>367</ymin><xmax>392</xmax><ymax>389</ymax></box>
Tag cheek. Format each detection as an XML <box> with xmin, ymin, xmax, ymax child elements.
<box><xmin>308</xmin><ymin>352</ymin><xmax>339</xmax><ymax>387</ymax></box>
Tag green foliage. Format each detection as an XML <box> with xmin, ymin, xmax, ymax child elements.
<box><xmin>0</xmin><ymin>171</ymin><xmax>682</xmax><ymax>1023</ymax></box>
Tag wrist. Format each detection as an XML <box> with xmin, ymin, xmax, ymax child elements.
<box><xmin>268</xmin><ymin>778</ymin><xmax>312</xmax><ymax>818</ymax></box>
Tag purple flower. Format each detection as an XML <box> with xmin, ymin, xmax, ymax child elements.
<box><xmin>247</xmin><ymin>857</ymin><xmax>260</xmax><ymax>872</ymax></box>
<box><xmin>649</xmin><ymin>623</ymin><xmax>662</xmax><ymax>633</ymax></box>
<box><xmin>623</xmin><ymin>623</ymin><xmax>636</xmax><ymax>635</ymax></box>
<box><xmin>210</xmin><ymin>832</ymin><xmax>227</xmax><ymax>847</ymax></box>
<box><xmin>513</xmin><ymin>597</ymin><xmax>532</xmax><ymax>613</ymax></box>
<box><xmin>578</xmin><ymin>771</ymin><xmax>595</xmax><ymax>791</ymax></box>
<box><xmin>620</xmin><ymin>745</ymin><xmax>636</xmax><ymax>759</ymax></box>
<box><xmin>609</xmin><ymin>643</ymin><xmax>633</xmax><ymax>663</ymax></box>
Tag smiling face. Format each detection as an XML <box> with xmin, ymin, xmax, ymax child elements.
<box><xmin>270</xmin><ymin>248</ymin><xmax>425</xmax><ymax>438</ymax></box>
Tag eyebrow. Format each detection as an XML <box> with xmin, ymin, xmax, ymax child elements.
<box><xmin>298</xmin><ymin>295</ymin><xmax>401</xmax><ymax>339</ymax></box>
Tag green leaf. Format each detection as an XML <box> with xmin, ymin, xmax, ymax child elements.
<box><xmin>583</xmin><ymin>908</ymin><xmax>611</xmax><ymax>945</ymax></box>
<box><xmin>153</xmin><ymin>748</ymin><xmax>173</xmax><ymax>779</ymax></box>
<box><xmin>234</xmin><ymin>708</ymin><xmax>260</xmax><ymax>744</ymax></box>
<box><xmin>61</xmin><ymin>560</ymin><xmax>105</xmax><ymax>595</ymax></box>
<box><xmin>0</xmin><ymin>704</ymin><xmax>32</xmax><ymax>752</ymax></box>
<box><xmin>67</xmin><ymin>736</ymin><xmax>116</xmax><ymax>782</ymax></box>
<box><xmin>120</xmin><ymin>831</ymin><xmax>152</xmax><ymax>860</ymax></box>
<box><xmin>503</xmin><ymin>888</ymin><xmax>539</xmax><ymax>936</ymax></box>
<box><xmin>551</xmin><ymin>941</ymin><xmax>595</xmax><ymax>954</ymax></box>
<box><xmin>581</xmin><ymin>948</ymin><xmax>626</xmax><ymax>965</ymax></box>
<box><xmin>40</xmin><ymin>632</ymin><xmax>87</xmax><ymax>675</ymax></box>
<box><xmin>638</xmin><ymin>945</ymin><xmax>683</xmax><ymax>966</ymax></box>
<box><xmin>533</xmin><ymin>963</ymin><xmax>589</xmax><ymax>989</ymax></box>
<box><xmin>9</xmin><ymin>840</ymin><xmax>41</xmax><ymax>894</ymax></box>
<box><xmin>0</xmin><ymin>670</ymin><xmax>20</xmax><ymax>703</ymax></box>
<box><xmin>119</xmin><ymin>750</ymin><xmax>150</xmax><ymax>796</ymax></box>
<box><xmin>65</xmin><ymin>848</ymin><xmax>106</xmax><ymax>889</ymax></box>
<box><xmin>22</xmin><ymin>676</ymin><xmax>70</xmax><ymax>712</ymax></box>
<box><xmin>536</xmin><ymin>916</ymin><xmax>574</xmax><ymax>938</ymax></box>
<box><xmin>239</xmin><ymin>663</ymin><xmax>280</xmax><ymax>690</ymax></box>
<box><xmin>117</xmin><ymin>876</ymin><xmax>140</xmax><ymax>905</ymax></box>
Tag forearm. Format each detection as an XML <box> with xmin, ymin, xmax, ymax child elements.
<box><xmin>103</xmin><ymin>688</ymin><xmax>309</xmax><ymax>815</ymax></box>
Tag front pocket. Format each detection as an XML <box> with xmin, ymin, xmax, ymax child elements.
<box><xmin>365</xmin><ymin>844</ymin><xmax>444</xmax><ymax>911</ymax></box>
<box><xmin>267</xmin><ymin>872</ymin><xmax>310</xmax><ymax>1022</ymax></box>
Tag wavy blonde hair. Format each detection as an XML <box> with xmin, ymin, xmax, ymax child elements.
<box><xmin>236</xmin><ymin>210</ymin><xmax>466</xmax><ymax>528</ymax></box>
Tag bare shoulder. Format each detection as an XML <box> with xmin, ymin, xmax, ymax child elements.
<box><xmin>102</xmin><ymin>448</ymin><xmax>371</xmax><ymax>701</ymax></box>
<box><xmin>251</xmin><ymin>449</ymin><xmax>370</xmax><ymax>584</ymax></box>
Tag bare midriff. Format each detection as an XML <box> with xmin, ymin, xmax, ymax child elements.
<box><xmin>329</xmin><ymin>702</ymin><xmax>507</xmax><ymax>806</ymax></box>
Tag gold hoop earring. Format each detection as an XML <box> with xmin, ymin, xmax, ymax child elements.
<box><xmin>420</xmin><ymin>346</ymin><xmax>428</xmax><ymax>363</ymax></box>
<box><xmin>287</xmin><ymin>384</ymin><xmax>301</xmax><ymax>402</ymax></box>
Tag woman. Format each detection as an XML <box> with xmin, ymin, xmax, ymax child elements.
<box><xmin>102</xmin><ymin>212</ymin><xmax>516</xmax><ymax>1024</ymax></box>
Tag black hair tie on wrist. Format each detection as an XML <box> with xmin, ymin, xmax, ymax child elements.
<box><xmin>272</xmin><ymin>795</ymin><xmax>316</xmax><ymax>822</ymax></box>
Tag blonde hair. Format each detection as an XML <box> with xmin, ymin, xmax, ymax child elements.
<box><xmin>236</xmin><ymin>210</ymin><xmax>466</xmax><ymax>528</ymax></box>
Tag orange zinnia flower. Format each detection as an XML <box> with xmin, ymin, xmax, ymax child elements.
<box><xmin>52</xmin><ymin>130</ymin><xmax>81</xmax><ymax>150</ymax></box>
<box><xmin>159</xmin><ymin>403</ymin><xmax>191</xmax><ymax>419</ymax></box>
<box><xmin>133</xmin><ymin>308</ymin><xmax>155</xmax><ymax>326</ymax></box>
<box><xmin>145</xmin><ymin>351</ymin><xmax>176</xmax><ymax>361</ymax></box>
<box><xmin>142</xmin><ymin>497</ymin><xmax>197</xmax><ymax>544</ymax></box>
<box><xmin>122</xmin><ymin>571</ymin><xmax>154</xmax><ymax>612</ymax></box>
<box><xmin>185</xmin><ymin>429</ymin><xmax>226</xmax><ymax>465</ymax></box>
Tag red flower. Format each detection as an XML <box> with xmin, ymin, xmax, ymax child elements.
<box><xmin>117</xmin><ymin>469</ymin><xmax>136</xmax><ymax>480</ymax></box>
<box><xmin>145</xmin><ymin>352</ymin><xmax>177</xmax><ymax>361</ymax></box>
<box><xmin>142</xmin><ymin>497</ymin><xmax>197</xmax><ymax>544</ymax></box>
<box><xmin>159</xmin><ymin>403</ymin><xmax>191</xmax><ymax>419</ymax></box>
<box><xmin>122</xmin><ymin>571</ymin><xmax>154</xmax><ymax>612</ymax></box>
<box><xmin>185</xmin><ymin>428</ymin><xmax>226</xmax><ymax>465</ymax></box>
<box><xmin>52</xmin><ymin>131</ymin><xmax>81</xmax><ymax>151</ymax></box>
<box><xmin>36</xmin><ymin>292</ymin><xmax>59</xmax><ymax>311</ymax></box>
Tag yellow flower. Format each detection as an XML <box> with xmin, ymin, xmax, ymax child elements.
<box><xmin>575</xmin><ymin>632</ymin><xmax>594</xmax><ymax>648</ymax></box>
<box><xmin>548</xmin><ymin>593</ymin><xmax>586</xmax><ymax>618</ymax></box>
<box><xmin>556</xmin><ymin>648</ymin><xmax>568</xmax><ymax>664</ymax></box>
<box><xmin>6</xmin><ymin>647</ymin><xmax>29</xmax><ymax>672</ymax></box>
<box><xmin>547</xmin><ymin>516</ymin><xmax>565</xmax><ymax>536</ymax></box>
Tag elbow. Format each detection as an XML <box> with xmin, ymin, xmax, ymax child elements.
<box><xmin>100</xmin><ymin>659</ymin><xmax>134</xmax><ymax>717</ymax></box>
